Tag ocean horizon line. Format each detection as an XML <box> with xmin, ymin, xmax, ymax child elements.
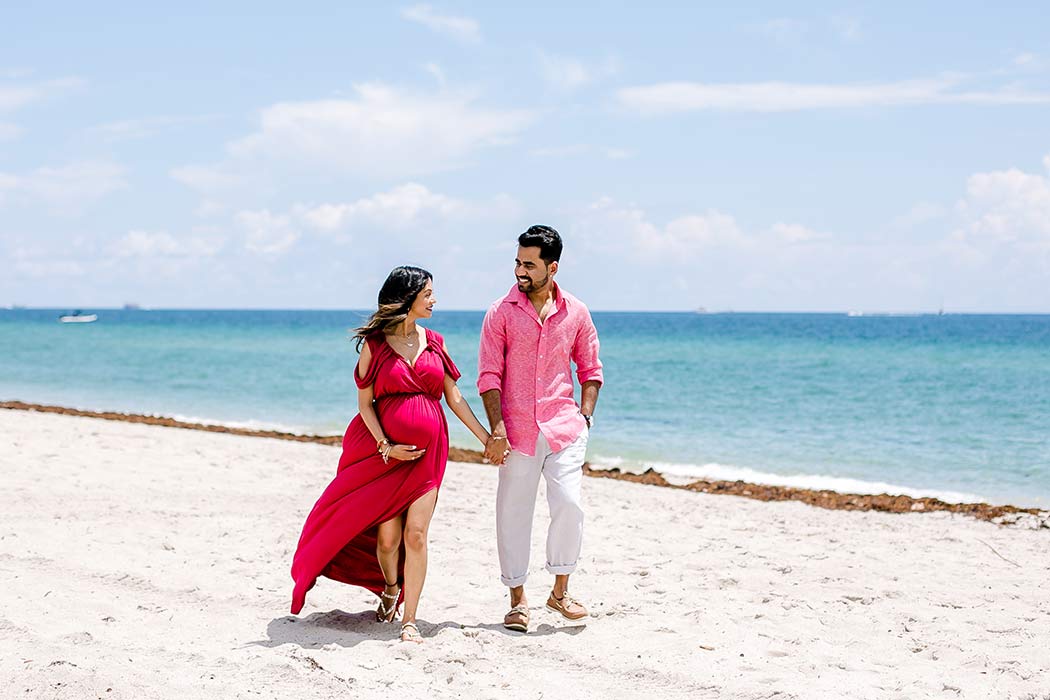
<box><xmin>6</xmin><ymin>306</ymin><xmax>1050</xmax><ymax>316</ymax></box>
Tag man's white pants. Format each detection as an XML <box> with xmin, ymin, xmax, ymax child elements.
<box><xmin>496</xmin><ymin>429</ymin><xmax>588</xmax><ymax>588</ymax></box>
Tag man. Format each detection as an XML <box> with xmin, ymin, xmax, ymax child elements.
<box><xmin>477</xmin><ymin>225</ymin><xmax>603</xmax><ymax>633</ymax></box>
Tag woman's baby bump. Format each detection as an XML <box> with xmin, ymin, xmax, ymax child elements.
<box><xmin>377</xmin><ymin>393</ymin><xmax>442</xmax><ymax>448</ymax></box>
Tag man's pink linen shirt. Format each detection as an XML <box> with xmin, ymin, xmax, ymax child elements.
<box><xmin>477</xmin><ymin>284</ymin><xmax>603</xmax><ymax>456</ymax></box>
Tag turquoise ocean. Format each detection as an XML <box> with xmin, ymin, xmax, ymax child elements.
<box><xmin>2</xmin><ymin>309</ymin><xmax>1048</xmax><ymax>508</ymax></box>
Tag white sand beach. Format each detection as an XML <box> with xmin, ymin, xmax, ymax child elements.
<box><xmin>1</xmin><ymin>408</ymin><xmax>1048</xmax><ymax>699</ymax></box>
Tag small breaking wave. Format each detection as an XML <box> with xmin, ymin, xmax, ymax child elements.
<box><xmin>587</xmin><ymin>456</ymin><xmax>986</xmax><ymax>505</ymax></box>
<box><xmin>168</xmin><ymin>413</ymin><xmax>315</xmax><ymax>435</ymax></box>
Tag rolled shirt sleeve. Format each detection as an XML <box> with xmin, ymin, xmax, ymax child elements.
<box><xmin>573</xmin><ymin>306</ymin><xmax>604</xmax><ymax>386</ymax></box>
<box><xmin>477</xmin><ymin>303</ymin><xmax>506</xmax><ymax>395</ymax></box>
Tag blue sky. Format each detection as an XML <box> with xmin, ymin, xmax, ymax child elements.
<box><xmin>2</xmin><ymin>2</ymin><xmax>1049</xmax><ymax>311</ymax></box>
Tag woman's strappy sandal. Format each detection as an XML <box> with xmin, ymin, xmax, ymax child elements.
<box><xmin>400</xmin><ymin>621</ymin><xmax>423</xmax><ymax>643</ymax></box>
<box><xmin>376</xmin><ymin>582</ymin><xmax>400</xmax><ymax>623</ymax></box>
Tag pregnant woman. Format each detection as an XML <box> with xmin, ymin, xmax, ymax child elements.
<box><xmin>290</xmin><ymin>266</ymin><xmax>493</xmax><ymax>643</ymax></box>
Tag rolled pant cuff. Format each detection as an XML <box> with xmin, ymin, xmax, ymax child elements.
<box><xmin>545</xmin><ymin>563</ymin><xmax>577</xmax><ymax>575</ymax></box>
<box><xmin>500</xmin><ymin>573</ymin><xmax>529</xmax><ymax>588</ymax></box>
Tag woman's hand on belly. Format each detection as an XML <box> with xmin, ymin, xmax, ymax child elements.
<box><xmin>387</xmin><ymin>444</ymin><xmax>426</xmax><ymax>462</ymax></box>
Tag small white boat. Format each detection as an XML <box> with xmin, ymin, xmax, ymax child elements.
<box><xmin>59</xmin><ymin>312</ymin><xmax>97</xmax><ymax>323</ymax></box>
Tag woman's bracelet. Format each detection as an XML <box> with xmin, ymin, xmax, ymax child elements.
<box><xmin>377</xmin><ymin>438</ymin><xmax>391</xmax><ymax>453</ymax></box>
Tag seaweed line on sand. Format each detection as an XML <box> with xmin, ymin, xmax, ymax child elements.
<box><xmin>3</xmin><ymin>400</ymin><xmax>1046</xmax><ymax>527</ymax></box>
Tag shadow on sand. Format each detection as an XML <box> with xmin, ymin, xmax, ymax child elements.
<box><xmin>251</xmin><ymin>609</ymin><xmax>587</xmax><ymax>649</ymax></box>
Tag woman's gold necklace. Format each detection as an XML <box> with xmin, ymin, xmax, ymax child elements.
<box><xmin>391</xmin><ymin>329</ymin><xmax>417</xmax><ymax>347</ymax></box>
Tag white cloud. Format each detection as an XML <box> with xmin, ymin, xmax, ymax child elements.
<box><xmin>0</xmin><ymin>77</ymin><xmax>83</xmax><ymax>113</ymax></box>
<box><xmin>539</xmin><ymin>53</ymin><xmax>591</xmax><ymax>91</ymax></box>
<box><xmin>0</xmin><ymin>161</ymin><xmax>127</xmax><ymax>207</ymax></box>
<box><xmin>566</xmin><ymin>198</ymin><xmax>873</xmax><ymax>310</ymax></box>
<box><xmin>236</xmin><ymin>210</ymin><xmax>300</xmax><ymax>255</ymax></box>
<box><xmin>114</xmin><ymin>229</ymin><xmax>225</xmax><ymax>258</ymax></box>
<box><xmin>953</xmin><ymin>162</ymin><xmax>1050</xmax><ymax>251</ymax></box>
<box><xmin>544</xmin><ymin>55</ymin><xmax>590</xmax><ymax>90</ymax></box>
<box><xmin>0</xmin><ymin>85</ymin><xmax>39</xmax><ymax>112</ymax></box>
<box><xmin>538</xmin><ymin>51</ymin><xmax>618</xmax><ymax>91</ymax></box>
<box><xmin>0</xmin><ymin>77</ymin><xmax>83</xmax><ymax>142</ymax></box>
<box><xmin>9</xmin><ymin>245</ymin><xmax>88</xmax><ymax>278</ymax></box>
<box><xmin>768</xmin><ymin>222</ymin><xmax>829</xmax><ymax>243</ymax></box>
<box><xmin>530</xmin><ymin>144</ymin><xmax>632</xmax><ymax>160</ymax></box>
<box><xmin>891</xmin><ymin>201</ymin><xmax>948</xmax><ymax>230</ymax></box>
<box><xmin>170</xmin><ymin>85</ymin><xmax>533</xmax><ymax>209</ymax></box>
<box><xmin>179</xmin><ymin>183</ymin><xmax>523</xmax><ymax>306</ymax></box>
<box><xmin>116</xmin><ymin>230</ymin><xmax>182</xmax><ymax>257</ymax></box>
<box><xmin>617</xmin><ymin>76</ymin><xmax>1050</xmax><ymax>114</ymax></box>
<box><xmin>604</xmin><ymin>147</ymin><xmax>632</xmax><ymax>160</ymax></box>
<box><xmin>400</xmin><ymin>4</ymin><xmax>480</xmax><ymax>43</ymax></box>
<box><xmin>585</xmin><ymin>197</ymin><xmax>746</xmax><ymax>257</ymax></box>
<box><xmin>579</xmin><ymin>198</ymin><xmax>831</xmax><ymax>260</ymax></box>
<box><xmin>297</xmin><ymin>183</ymin><xmax>466</xmax><ymax>232</ymax></box>
<box><xmin>568</xmin><ymin>194</ymin><xmax>1045</xmax><ymax>312</ymax></box>
<box><xmin>658</xmin><ymin>212</ymin><xmax>746</xmax><ymax>250</ymax></box>
<box><xmin>216</xmin><ymin>83</ymin><xmax>533</xmax><ymax>179</ymax></box>
<box><xmin>25</xmin><ymin>162</ymin><xmax>127</xmax><ymax>204</ymax></box>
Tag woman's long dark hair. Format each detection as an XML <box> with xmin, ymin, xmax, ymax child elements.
<box><xmin>352</xmin><ymin>266</ymin><xmax>432</xmax><ymax>350</ymax></box>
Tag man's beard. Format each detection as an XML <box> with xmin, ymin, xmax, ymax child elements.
<box><xmin>517</xmin><ymin>273</ymin><xmax>549</xmax><ymax>293</ymax></box>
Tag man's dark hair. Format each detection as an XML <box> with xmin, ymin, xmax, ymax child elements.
<box><xmin>518</xmin><ymin>225</ymin><xmax>563</xmax><ymax>264</ymax></box>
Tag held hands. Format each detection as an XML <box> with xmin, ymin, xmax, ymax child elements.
<box><xmin>483</xmin><ymin>434</ymin><xmax>511</xmax><ymax>465</ymax></box>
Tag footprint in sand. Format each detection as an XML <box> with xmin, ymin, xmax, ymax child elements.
<box><xmin>61</xmin><ymin>631</ymin><xmax>94</xmax><ymax>645</ymax></box>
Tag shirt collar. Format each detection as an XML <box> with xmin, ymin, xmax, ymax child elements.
<box><xmin>503</xmin><ymin>281</ymin><xmax>565</xmax><ymax>323</ymax></box>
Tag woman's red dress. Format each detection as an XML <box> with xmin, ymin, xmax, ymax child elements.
<box><xmin>290</xmin><ymin>327</ymin><xmax>460</xmax><ymax>614</ymax></box>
